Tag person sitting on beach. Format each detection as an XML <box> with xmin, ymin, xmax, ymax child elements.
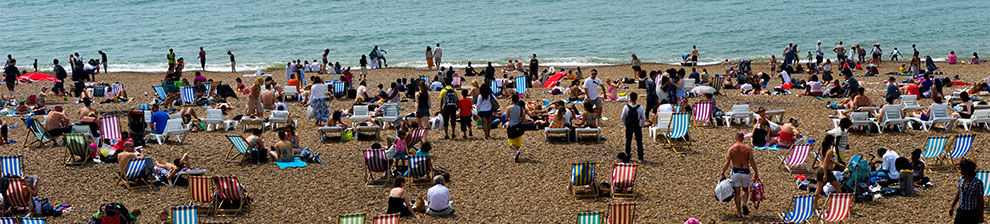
<box><xmin>952</xmin><ymin>92</ymin><xmax>975</xmax><ymax>119</ymax></box>
<box><xmin>328</xmin><ymin>110</ymin><xmax>349</xmax><ymax>129</ymax></box>
<box><xmin>234</xmin><ymin>77</ymin><xmax>247</xmax><ymax>94</ymax></box>
<box><xmin>386</xmin><ymin>176</ymin><xmax>419</xmax><ymax>219</ymax></box>
<box><xmin>845</xmin><ymin>88</ymin><xmax>874</xmax><ymax>112</ymax></box>
<box><xmin>814</xmin><ymin>135</ymin><xmax>845</xmax><ymax>195</ymax></box>
<box><xmin>501</xmin><ymin>60</ymin><xmax>515</xmax><ymax>73</ymax></box>
<box><xmin>515</xmin><ymin>60</ymin><xmax>525</xmax><ymax>73</ymax></box>
<box><xmin>767</xmin><ymin>118</ymin><xmax>801</xmax><ymax>149</ymax></box>
<box><xmin>260</xmin><ymin>84</ymin><xmax>277</xmax><ymax>109</ymax></box>
<box><xmin>44</xmin><ymin>106</ymin><xmax>72</xmax><ymax>139</ymax></box>
<box><xmin>414</xmin><ymin>142</ymin><xmax>432</xmax><ymax>156</ymax></box>
<box><xmin>751</xmin><ymin>108</ymin><xmax>772</xmax><ymax>147</ymax></box>
<box><xmin>578</xmin><ymin>101</ymin><xmax>599</xmax><ymax>128</ymax></box>
<box><xmin>116</xmin><ymin>141</ymin><xmax>142</xmax><ymax>176</ymax></box>
<box><xmin>152</xmin><ymin>153</ymin><xmax>193</xmax><ymax>182</ymax></box>
<box><xmin>424</xmin><ymin>175</ymin><xmax>453</xmax><ymax>217</ymax></box>
<box><xmin>871</xmin><ymin>148</ymin><xmax>900</xmax><ymax>182</ymax></box>
<box><xmin>567</xmin><ymin>80</ymin><xmax>583</xmax><ymax>102</ymax></box>
<box><xmin>268</xmin><ymin>129</ymin><xmax>296</xmax><ymax>162</ymax></box>
<box><xmin>970</xmin><ymin>52</ymin><xmax>980</xmax><ymax>64</ymax></box>
<box><xmin>605</xmin><ymin>79</ymin><xmax>622</xmax><ymax>101</ymax></box>
<box><xmin>802</xmin><ymin>75</ymin><xmax>823</xmax><ymax>96</ymax></box>
<box><xmin>912</xmin><ymin>95</ymin><xmax>947</xmax><ymax>123</ymax></box>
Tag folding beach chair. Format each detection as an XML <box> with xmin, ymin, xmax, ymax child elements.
<box><xmin>817</xmin><ymin>193</ymin><xmax>853</xmax><ymax>223</ymax></box>
<box><xmin>920</xmin><ymin>136</ymin><xmax>948</xmax><ymax>165</ymax></box>
<box><xmin>171</xmin><ymin>205</ymin><xmax>198</xmax><ymax>224</ymax></box>
<box><xmin>693</xmin><ymin>101</ymin><xmax>715</xmax><ymax>126</ymax></box>
<box><xmin>111</xmin><ymin>83</ymin><xmax>124</xmax><ymax>96</ymax></box>
<box><xmin>364</xmin><ymin>149</ymin><xmax>391</xmax><ymax>186</ymax></box>
<box><xmin>208</xmin><ymin>81</ymin><xmax>220</xmax><ymax>98</ymax></box>
<box><xmin>515</xmin><ymin>76</ymin><xmax>527</xmax><ymax>95</ymax></box>
<box><xmin>214</xmin><ymin>175</ymin><xmax>249</xmax><ymax>216</ymax></box>
<box><xmin>117</xmin><ymin>158</ymin><xmax>153</xmax><ymax>190</ymax></box>
<box><xmin>723</xmin><ymin>104</ymin><xmax>753</xmax><ymax>127</ymax></box>
<box><xmin>405</xmin><ymin>127</ymin><xmax>427</xmax><ymax>151</ymax></box>
<box><xmin>407</xmin><ymin>155</ymin><xmax>433</xmax><ymax>187</ymax></box>
<box><xmin>576</xmin><ymin>211</ymin><xmax>602</xmax><ymax>224</ymax></box>
<box><xmin>153</xmin><ymin>85</ymin><xmax>168</xmax><ymax>102</ymax></box>
<box><xmin>976</xmin><ymin>170</ymin><xmax>990</xmax><ymax>198</ymax></box>
<box><xmin>149</xmin><ymin>118</ymin><xmax>190</xmax><ymax>145</ymax></box>
<box><xmin>649</xmin><ymin>112</ymin><xmax>673</xmax><ymax>142</ymax></box>
<box><xmin>225</xmin><ymin>134</ymin><xmax>252</xmax><ymax>162</ymax></box>
<box><xmin>22</xmin><ymin>118</ymin><xmax>53</xmax><ymax>148</ymax></box>
<box><xmin>878</xmin><ymin>104</ymin><xmax>909</xmax><ymax>132</ymax></box>
<box><xmin>451</xmin><ymin>76</ymin><xmax>463</xmax><ymax>89</ymax></box>
<box><xmin>180</xmin><ymin>87</ymin><xmax>196</xmax><ymax>105</ymax></box>
<box><xmin>5</xmin><ymin>179</ymin><xmax>32</xmax><ymax>215</ymax></box>
<box><xmin>946</xmin><ymin>134</ymin><xmax>975</xmax><ymax>166</ymax></box>
<box><xmin>959</xmin><ymin>109</ymin><xmax>990</xmax><ymax>131</ymax></box>
<box><xmin>491</xmin><ymin>81</ymin><xmax>502</xmax><ymax>97</ymax></box>
<box><xmin>333</xmin><ymin>82</ymin><xmax>346</xmax><ymax>99</ymax></box>
<box><xmin>900</xmin><ymin>95</ymin><xmax>924</xmax><ymax>113</ymax></box>
<box><xmin>19</xmin><ymin>218</ymin><xmax>45</xmax><ymax>224</ymax></box>
<box><xmin>0</xmin><ymin>155</ymin><xmax>23</xmax><ymax>178</ymax></box>
<box><xmin>188</xmin><ymin>176</ymin><xmax>215</xmax><ymax>216</ymax></box>
<box><xmin>778</xmin><ymin>194</ymin><xmax>815</xmax><ymax>223</ymax></box>
<box><xmin>712</xmin><ymin>75</ymin><xmax>725</xmax><ymax>95</ymax></box>
<box><xmin>911</xmin><ymin>104</ymin><xmax>958</xmax><ymax>131</ymax></box>
<box><xmin>339</xmin><ymin>213</ymin><xmax>366</xmax><ymax>224</ymax></box>
<box><xmin>101</xmin><ymin>115</ymin><xmax>121</xmax><ymax>143</ymax></box>
<box><xmin>71</xmin><ymin>124</ymin><xmax>99</xmax><ymax>144</ymax></box>
<box><xmin>607</xmin><ymin>202</ymin><xmax>636</xmax><ymax>224</ymax></box>
<box><xmin>570</xmin><ymin>162</ymin><xmax>597</xmax><ymax>199</ymax></box>
<box><xmin>64</xmin><ymin>134</ymin><xmax>93</xmax><ymax>166</ymax></box>
<box><xmin>202</xmin><ymin>109</ymin><xmax>237</xmax><ymax>131</ymax></box>
<box><xmin>373</xmin><ymin>214</ymin><xmax>398</xmax><ymax>224</ymax></box>
<box><xmin>658</xmin><ymin>113</ymin><xmax>691</xmax><ymax>153</ymax></box>
<box><xmin>0</xmin><ymin>218</ymin><xmax>14</xmax><ymax>224</ymax></box>
<box><xmin>779</xmin><ymin>143</ymin><xmax>812</xmax><ymax>174</ymax></box>
<box><xmin>610</xmin><ymin>163</ymin><xmax>637</xmax><ymax>199</ymax></box>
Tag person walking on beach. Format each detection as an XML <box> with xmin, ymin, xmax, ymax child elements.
<box><xmin>506</xmin><ymin>94</ymin><xmax>530</xmax><ymax>162</ymax></box>
<box><xmin>621</xmin><ymin>92</ymin><xmax>646</xmax><ymax>162</ymax></box>
<box><xmin>197</xmin><ymin>47</ymin><xmax>206</xmax><ymax>71</ymax></box>
<box><xmin>833</xmin><ymin>42</ymin><xmax>846</xmax><ymax>61</ymax></box>
<box><xmin>720</xmin><ymin>132</ymin><xmax>759</xmax><ymax>217</ymax></box>
<box><xmin>891</xmin><ymin>48</ymin><xmax>900</xmax><ymax>61</ymax></box>
<box><xmin>32</xmin><ymin>59</ymin><xmax>38</xmax><ymax>73</ymax></box>
<box><xmin>871</xmin><ymin>43</ymin><xmax>883</xmax><ymax>63</ymax></box>
<box><xmin>529</xmin><ymin>54</ymin><xmax>538</xmax><ymax>87</ymax></box>
<box><xmin>950</xmin><ymin>159</ymin><xmax>984</xmax><ymax>223</ymax></box>
<box><xmin>584</xmin><ymin>69</ymin><xmax>605</xmax><ymax>115</ymax></box>
<box><xmin>3</xmin><ymin>59</ymin><xmax>18</xmax><ymax>92</ymax></box>
<box><xmin>321</xmin><ymin>48</ymin><xmax>330</xmax><ymax>74</ymax></box>
<box><xmin>815</xmin><ymin>41</ymin><xmax>824</xmax><ymax>65</ymax></box>
<box><xmin>227</xmin><ymin>51</ymin><xmax>236</xmax><ymax>72</ymax></box>
<box><xmin>360</xmin><ymin>55</ymin><xmax>368</xmax><ymax>80</ymax></box>
<box><xmin>53</xmin><ymin>59</ymin><xmax>67</xmax><ymax>96</ymax></box>
<box><xmin>426</xmin><ymin>46</ymin><xmax>434</xmax><ymax>70</ymax></box>
<box><xmin>434</xmin><ymin>43</ymin><xmax>443</xmax><ymax>68</ymax></box>
<box><xmin>484</xmin><ymin>62</ymin><xmax>495</xmax><ymax>83</ymax></box>
<box><xmin>99</xmin><ymin>50</ymin><xmax>108</xmax><ymax>73</ymax></box>
<box><xmin>167</xmin><ymin>48</ymin><xmax>176</xmax><ymax>73</ymax></box>
<box><xmin>691</xmin><ymin>45</ymin><xmax>700</xmax><ymax>66</ymax></box>
<box><xmin>631</xmin><ymin>54</ymin><xmax>641</xmax><ymax>78</ymax></box>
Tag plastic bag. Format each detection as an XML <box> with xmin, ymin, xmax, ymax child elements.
<box><xmin>306</xmin><ymin>105</ymin><xmax>314</xmax><ymax>119</ymax></box>
<box><xmin>715</xmin><ymin>178</ymin><xmax>734</xmax><ymax>202</ymax></box>
<box><xmin>342</xmin><ymin>130</ymin><xmax>354</xmax><ymax>142</ymax></box>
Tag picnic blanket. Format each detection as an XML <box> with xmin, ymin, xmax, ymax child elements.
<box><xmin>275</xmin><ymin>157</ymin><xmax>308</xmax><ymax>169</ymax></box>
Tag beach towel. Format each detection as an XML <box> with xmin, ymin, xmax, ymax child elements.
<box><xmin>275</xmin><ymin>157</ymin><xmax>308</xmax><ymax>169</ymax></box>
<box><xmin>543</xmin><ymin>72</ymin><xmax>566</xmax><ymax>88</ymax></box>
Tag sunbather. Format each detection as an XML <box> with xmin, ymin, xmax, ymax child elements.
<box><xmin>815</xmin><ymin>135</ymin><xmax>845</xmax><ymax>196</ymax></box>
<box><xmin>152</xmin><ymin>153</ymin><xmax>191</xmax><ymax>181</ymax></box>
<box><xmin>268</xmin><ymin>129</ymin><xmax>295</xmax><ymax>162</ymax></box>
<box><xmin>116</xmin><ymin>141</ymin><xmax>141</xmax><ymax>176</ymax></box>
<box><xmin>578</xmin><ymin>101</ymin><xmax>599</xmax><ymax>128</ymax></box>
<box><xmin>386</xmin><ymin>177</ymin><xmax>419</xmax><ymax>219</ymax></box>
<box><xmin>768</xmin><ymin>118</ymin><xmax>801</xmax><ymax>149</ymax></box>
<box><xmin>952</xmin><ymin>92</ymin><xmax>975</xmax><ymax>118</ymax></box>
<box><xmin>45</xmin><ymin>105</ymin><xmax>72</xmax><ymax>138</ymax></box>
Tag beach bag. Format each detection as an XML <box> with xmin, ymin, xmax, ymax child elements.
<box><xmin>342</xmin><ymin>130</ymin><xmax>354</xmax><ymax>142</ymax></box>
<box><xmin>750</xmin><ymin>178</ymin><xmax>765</xmax><ymax>209</ymax></box>
<box><xmin>715</xmin><ymin>178</ymin><xmax>734</xmax><ymax>202</ymax></box>
<box><xmin>32</xmin><ymin>196</ymin><xmax>59</xmax><ymax>216</ymax></box>
<box><xmin>489</xmin><ymin>95</ymin><xmax>500</xmax><ymax>112</ymax></box>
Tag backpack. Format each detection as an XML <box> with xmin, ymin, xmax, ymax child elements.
<box><xmin>624</xmin><ymin>105</ymin><xmax>641</xmax><ymax>128</ymax></box>
<box><xmin>489</xmin><ymin>95</ymin><xmax>500</xmax><ymax>112</ymax></box>
<box><xmin>443</xmin><ymin>88</ymin><xmax>458</xmax><ymax>107</ymax></box>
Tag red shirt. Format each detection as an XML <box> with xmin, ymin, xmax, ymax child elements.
<box><xmin>457</xmin><ymin>98</ymin><xmax>473</xmax><ymax>116</ymax></box>
<box><xmin>907</xmin><ymin>84</ymin><xmax>920</xmax><ymax>96</ymax></box>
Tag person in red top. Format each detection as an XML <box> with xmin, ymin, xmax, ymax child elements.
<box><xmin>287</xmin><ymin>74</ymin><xmax>299</xmax><ymax>88</ymax></box>
<box><xmin>901</xmin><ymin>80</ymin><xmax>920</xmax><ymax>96</ymax></box>
<box><xmin>457</xmin><ymin>89</ymin><xmax>474</xmax><ymax>138</ymax></box>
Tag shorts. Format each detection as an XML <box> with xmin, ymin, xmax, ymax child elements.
<box><xmin>588</xmin><ymin>98</ymin><xmax>603</xmax><ymax>110</ymax></box>
<box><xmin>632</xmin><ymin>66</ymin><xmax>641</xmax><ymax>71</ymax></box>
<box><xmin>730</xmin><ymin>168</ymin><xmax>751</xmax><ymax>188</ymax></box>
<box><xmin>507</xmin><ymin>136</ymin><xmax>522</xmax><ymax>147</ymax></box>
<box><xmin>478</xmin><ymin>110</ymin><xmax>493</xmax><ymax>118</ymax></box>
<box><xmin>416</xmin><ymin>107</ymin><xmax>430</xmax><ymax>118</ymax></box>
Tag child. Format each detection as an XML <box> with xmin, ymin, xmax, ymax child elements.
<box><xmin>415</xmin><ymin>142</ymin><xmax>431</xmax><ymax>156</ymax></box>
<box><xmin>457</xmin><ymin>89</ymin><xmax>473</xmax><ymax>138</ymax></box>
<box><xmin>235</xmin><ymin>77</ymin><xmax>247</xmax><ymax>94</ymax></box>
<box><xmin>899</xmin><ymin>64</ymin><xmax>907</xmax><ymax>74</ymax></box>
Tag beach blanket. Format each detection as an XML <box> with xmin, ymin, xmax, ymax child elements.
<box><xmin>754</xmin><ymin>144</ymin><xmax>782</xmax><ymax>151</ymax></box>
<box><xmin>275</xmin><ymin>157</ymin><xmax>308</xmax><ymax>169</ymax></box>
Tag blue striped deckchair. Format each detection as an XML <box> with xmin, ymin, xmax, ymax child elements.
<box><xmin>226</xmin><ymin>134</ymin><xmax>251</xmax><ymax>162</ymax></box>
<box><xmin>0</xmin><ymin>217</ymin><xmax>15</xmax><ymax>224</ymax></box>
<box><xmin>118</xmin><ymin>158</ymin><xmax>152</xmax><ymax>190</ymax></box>
<box><xmin>93</xmin><ymin>85</ymin><xmax>106</xmax><ymax>97</ymax></box>
<box><xmin>407</xmin><ymin>155</ymin><xmax>433</xmax><ymax>187</ymax></box>
<box><xmin>976</xmin><ymin>170</ymin><xmax>990</xmax><ymax>197</ymax></box>
<box><xmin>333</xmin><ymin>82</ymin><xmax>346</xmax><ymax>98</ymax></box>
<box><xmin>778</xmin><ymin>194</ymin><xmax>815</xmax><ymax>223</ymax></box>
<box><xmin>172</xmin><ymin>205</ymin><xmax>198</xmax><ymax>224</ymax></box>
<box><xmin>947</xmin><ymin>134</ymin><xmax>975</xmax><ymax>165</ymax></box>
<box><xmin>64</xmin><ymin>134</ymin><xmax>93</xmax><ymax>166</ymax></box>
<box><xmin>515</xmin><ymin>76</ymin><xmax>527</xmax><ymax>94</ymax></box>
<box><xmin>491</xmin><ymin>81</ymin><xmax>502</xmax><ymax>97</ymax></box>
<box><xmin>571</xmin><ymin>162</ymin><xmax>597</xmax><ymax>199</ymax></box>
<box><xmin>20</xmin><ymin>217</ymin><xmax>45</xmax><ymax>224</ymax></box>
<box><xmin>576</xmin><ymin>211</ymin><xmax>602</xmax><ymax>224</ymax></box>
<box><xmin>22</xmin><ymin>118</ymin><xmax>52</xmax><ymax>147</ymax></box>
<box><xmin>153</xmin><ymin>85</ymin><xmax>167</xmax><ymax>101</ymax></box>
<box><xmin>338</xmin><ymin>213</ymin><xmax>365</xmax><ymax>224</ymax></box>
<box><xmin>0</xmin><ymin>155</ymin><xmax>22</xmax><ymax>177</ymax></box>
<box><xmin>660</xmin><ymin>113</ymin><xmax>691</xmax><ymax>153</ymax></box>
<box><xmin>180</xmin><ymin>87</ymin><xmax>195</xmax><ymax>105</ymax></box>
<box><xmin>920</xmin><ymin>136</ymin><xmax>948</xmax><ymax>165</ymax></box>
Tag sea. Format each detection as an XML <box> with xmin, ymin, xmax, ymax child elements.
<box><xmin>1</xmin><ymin>0</ymin><xmax>987</xmax><ymax>72</ymax></box>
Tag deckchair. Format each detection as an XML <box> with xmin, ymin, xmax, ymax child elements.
<box><xmin>491</xmin><ymin>81</ymin><xmax>502</xmax><ymax>97</ymax></box>
<box><xmin>202</xmin><ymin>109</ymin><xmax>237</xmax><ymax>131</ymax></box>
<box><xmin>214</xmin><ymin>175</ymin><xmax>249</xmax><ymax>216</ymax></box>
<box><xmin>693</xmin><ymin>102</ymin><xmax>715</xmax><ymax>126</ymax></box>
<box><xmin>379</xmin><ymin>104</ymin><xmax>401</xmax><ymax>129</ymax></box>
<box><xmin>779</xmin><ymin>144</ymin><xmax>812</xmax><ymax>174</ymax></box>
<box><xmin>910</xmin><ymin>104</ymin><xmax>957</xmax><ymax>131</ymax></box>
<box><xmin>339</xmin><ymin>213</ymin><xmax>366</xmax><ymax>224</ymax></box>
<box><xmin>364</xmin><ymin>149</ymin><xmax>391</xmax><ymax>186</ymax></box>
<box><xmin>649</xmin><ymin>112</ymin><xmax>674</xmax><ymax>141</ymax></box>
<box><xmin>658</xmin><ymin>113</ymin><xmax>690</xmax><ymax>153</ymax></box>
<box><xmin>64</xmin><ymin>134</ymin><xmax>93</xmax><ymax>166</ymax></box>
<box><xmin>172</xmin><ymin>205</ymin><xmax>198</xmax><ymax>224</ymax></box>
<box><xmin>19</xmin><ymin>218</ymin><xmax>45</xmax><ymax>224</ymax></box>
<box><xmin>0</xmin><ymin>218</ymin><xmax>15</xmax><ymax>224</ymax></box>
<box><xmin>712</xmin><ymin>75</ymin><xmax>725</xmax><ymax>95</ymax></box>
<box><xmin>180</xmin><ymin>87</ymin><xmax>196</xmax><ymax>105</ymax></box>
<box><xmin>959</xmin><ymin>109</ymin><xmax>990</xmax><ymax>131</ymax></box>
<box><xmin>225</xmin><ymin>134</ymin><xmax>251</xmax><ymax>162</ymax></box>
<box><xmin>683</xmin><ymin>78</ymin><xmax>696</xmax><ymax>96</ymax></box>
<box><xmin>723</xmin><ymin>104</ymin><xmax>753</xmax><ymax>127</ymax></box>
<box><xmin>816</xmin><ymin>193</ymin><xmax>853</xmax><ymax>223</ymax></box>
<box><xmin>101</xmin><ymin>115</ymin><xmax>121</xmax><ymax>143</ymax></box>
<box><xmin>878</xmin><ymin>105</ymin><xmax>909</xmax><ymax>132</ymax></box>
<box><xmin>848</xmin><ymin>112</ymin><xmax>879</xmax><ymax>133</ymax></box>
<box><xmin>610</xmin><ymin>163</ymin><xmax>637</xmax><ymax>199</ymax></box>
<box><xmin>570</xmin><ymin>162</ymin><xmax>597</xmax><ymax>199</ymax></box>
<box><xmin>405</xmin><ymin>127</ymin><xmax>427</xmax><ymax>151</ymax></box>
<box><xmin>22</xmin><ymin>118</ymin><xmax>53</xmax><ymax>148</ymax></box>
<box><xmin>976</xmin><ymin>170</ymin><xmax>990</xmax><ymax>198</ymax></box>
<box><xmin>919</xmin><ymin>136</ymin><xmax>948</xmax><ymax>165</ymax></box>
<box><xmin>576</xmin><ymin>211</ymin><xmax>602</xmax><ymax>224</ymax></box>
<box><xmin>900</xmin><ymin>95</ymin><xmax>924</xmax><ymax>113</ymax></box>
<box><xmin>515</xmin><ymin>76</ymin><xmax>527</xmax><ymax>95</ymax></box>
<box><xmin>282</xmin><ymin>85</ymin><xmax>299</xmax><ymax>101</ymax></box>
<box><xmin>0</xmin><ymin>155</ymin><xmax>23</xmax><ymax>178</ymax></box>
<box><xmin>188</xmin><ymin>176</ymin><xmax>215</xmax><ymax>216</ymax></box>
<box><xmin>149</xmin><ymin>118</ymin><xmax>190</xmax><ymax>145</ymax></box>
<box><xmin>451</xmin><ymin>76</ymin><xmax>463</xmax><ymax>89</ymax></box>
<box><xmin>153</xmin><ymin>85</ymin><xmax>168</xmax><ymax>102</ymax></box>
<box><xmin>71</xmin><ymin>124</ymin><xmax>99</xmax><ymax>144</ymax></box>
<box><xmin>607</xmin><ymin>202</ymin><xmax>636</xmax><ymax>224</ymax></box>
<box><xmin>333</xmin><ymin>82</ymin><xmax>347</xmax><ymax>99</ymax></box>
<box><xmin>778</xmin><ymin>194</ymin><xmax>815</xmax><ymax>223</ymax></box>
<box><xmin>117</xmin><ymin>158</ymin><xmax>153</xmax><ymax>190</ymax></box>
<box><xmin>111</xmin><ymin>83</ymin><xmax>124</xmax><ymax>96</ymax></box>
<box><xmin>5</xmin><ymin>179</ymin><xmax>32</xmax><ymax>215</ymax></box>
<box><xmin>946</xmin><ymin>134</ymin><xmax>975</xmax><ymax>166</ymax></box>
<box><xmin>407</xmin><ymin>155</ymin><xmax>433</xmax><ymax>187</ymax></box>
<box><xmin>373</xmin><ymin>214</ymin><xmax>399</xmax><ymax>224</ymax></box>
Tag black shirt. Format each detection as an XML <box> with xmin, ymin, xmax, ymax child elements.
<box><xmin>54</xmin><ymin>65</ymin><xmax>67</xmax><ymax>80</ymax></box>
<box><xmin>485</xmin><ymin>65</ymin><xmax>495</xmax><ymax>80</ymax></box>
<box><xmin>530</xmin><ymin>59</ymin><xmax>538</xmax><ymax>71</ymax></box>
<box><xmin>360</xmin><ymin>58</ymin><xmax>367</xmax><ymax>67</ymax></box>
<box><xmin>100</xmin><ymin>52</ymin><xmax>107</xmax><ymax>62</ymax></box>
<box><xmin>3</xmin><ymin>65</ymin><xmax>17</xmax><ymax>80</ymax></box>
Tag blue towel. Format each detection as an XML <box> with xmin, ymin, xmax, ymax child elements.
<box><xmin>275</xmin><ymin>157</ymin><xmax>308</xmax><ymax>169</ymax></box>
<box><xmin>754</xmin><ymin>144</ymin><xmax>781</xmax><ymax>151</ymax></box>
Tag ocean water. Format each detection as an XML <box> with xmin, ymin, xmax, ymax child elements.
<box><xmin>1</xmin><ymin>0</ymin><xmax>987</xmax><ymax>72</ymax></box>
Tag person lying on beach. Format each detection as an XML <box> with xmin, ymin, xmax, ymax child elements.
<box><xmin>153</xmin><ymin>153</ymin><xmax>192</xmax><ymax>181</ymax></box>
<box><xmin>767</xmin><ymin>118</ymin><xmax>801</xmax><ymax>149</ymax></box>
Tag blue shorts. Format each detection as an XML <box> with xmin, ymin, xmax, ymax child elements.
<box><xmin>417</xmin><ymin>107</ymin><xmax>430</xmax><ymax>118</ymax></box>
<box><xmin>478</xmin><ymin>111</ymin><xmax>493</xmax><ymax>118</ymax></box>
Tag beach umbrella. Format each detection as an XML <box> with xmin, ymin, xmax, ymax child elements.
<box><xmin>16</xmin><ymin>73</ymin><xmax>60</xmax><ymax>82</ymax></box>
<box><xmin>542</xmin><ymin>71</ymin><xmax>567</xmax><ymax>88</ymax></box>
<box><xmin>691</xmin><ymin>85</ymin><xmax>715</xmax><ymax>95</ymax></box>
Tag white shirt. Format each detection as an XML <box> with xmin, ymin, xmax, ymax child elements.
<box><xmin>562</xmin><ymin>109</ymin><xmax>573</xmax><ymax>125</ymax></box>
<box><xmin>426</xmin><ymin>184</ymin><xmax>450</xmax><ymax>211</ymax></box>
<box><xmin>881</xmin><ymin>150</ymin><xmax>900</xmax><ymax>179</ymax></box>
<box><xmin>430</xmin><ymin>81</ymin><xmax>443</xmax><ymax>91</ymax></box>
<box><xmin>620</xmin><ymin>104</ymin><xmax>646</xmax><ymax>127</ymax></box>
<box><xmin>476</xmin><ymin>95</ymin><xmax>494</xmax><ymax>111</ymax></box>
<box><xmin>583</xmin><ymin>77</ymin><xmax>602</xmax><ymax>100</ymax></box>
<box><xmin>740</xmin><ymin>83</ymin><xmax>753</xmax><ymax>90</ymax></box>
<box><xmin>285</xmin><ymin>66</ymin><xmax>293</xmax><ymax>81</ymax></box>
<box><xmin>356</xmin><ymin>85</ymin><xmax>367</xmax><ymax>99</ymax></box>
<box><xmin>779</xmin><ymin>71</ymin><xmax>791</xmax><ymax>84</ymax></box>
<box><xmin>308</xmin><ymin>83</ymin><xmax>327</xmax><ymax>103</ymax></box>
<box><xmin>808</xmin><ymin>81</ymin><xmax>822</xmax><ymax>92</ymax></box>
<box><xmin>310</xmin><ymin>63</ymin><xmax>320</xmax><ymax>72</ymax></box>
<box><xmin>656</xmin><ymin>104</ymin><xmax>673</xmax><ymax>112</ymax></box>
<box><xmin>434</xmin><ymin>48</ymin><xmax>442</xmax><ymax>59</ymax></box>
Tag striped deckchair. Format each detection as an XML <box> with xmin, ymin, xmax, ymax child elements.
<box><xmin>111</xmin><ymin>83</ymin><xmax>124</xmax><ymax>96</ymax></box>
<box><xmin>576</xmin><ymin>211</ymin><xmax>602</xmax><ymax>224</ymax></box>
<box><xmin>570</xmin><ymin>162</ymin><xmax>597</xmax><ymax>199</ymax></box>
<box><xmin>693</xmin><ymin>102</ymin><xmax>714</xmax><ymax>126</ymax></box>
<box><xmin>712</xmin><ymin>75</ymin><xmax>725</xmax><ymax>95</ymax></box>
<box><xmin>5</xmin><ymin>179</ymin><xmax>32</xmax><ymax>215</ymax></box>
<box><xmin>920</xmin><ymin>136</ymin><xmax>948</xmax><ymax>165</ymax></box>
<box><xmin>779</xmin><ymin>144</ymin><xmax>812</xmax><ymax>174</ymax></box>
<box><xmin>405</xmin><ymin>127</ymin><xmax>427</xmax><ymax>151</ymax></box>
<box><xmin>333</xmin><ymin>82</ymin><xmax>346</xmax><ymax>98</ymax></box>
<box><xmin>339</xmin><ymin>213</ymin><xmax>366</xmax><ymax>224</ymax></box>
<box><xmin>610</xmin><ymin>163</ymin><xmax>637</xmax><ymax>199</ymax></box>
<box><xmin>515</xmin><ymin>76</ymin><xmax>527</xmax><ymax>95</ymax></box>
<box><xmin>153</xmin><ymin>85</ymin><xmax>167</xmax><ymax>101</ymax></box>
<box><xmin>225</xmin><ymin>134</ymin><xmax>251</xmax><ymax>162</ymax></box>
<box><xmin>20</xmin><ymin>218</ymin><xmax>45</xmax><ymax>224</ymax></box>
<box><xmin>659</xmin><ymin>113</ymin><xmax>691</xmax><ymax>153</ymax></box>
<box><xmin>817</xmin><ymin>193</ymin><xmax>853</xmax><ymax>223</ymax></box>
<box><xmin>64</xmin><ymin>134</ymin><xmax>93</xmax><ymax>166</ymax></box>
<box><xmin>491</xmin><ymin>81</ymin><xmax>502</xmax><ymax>97</ymax></box>
<box><xmin>364</xmin><ymin>149</ymin><xmax>391</xmax><ymax>185</ymax></box>
<box><xmin>608</xmin><ymin>202</ymin><xmax>636</xmax><ymax>224</ymax></box>
<box><xmin>189</xmin><ymin>176</ymin><xmax>214</xmax><ymax>215</ymax></box>
<box><xmin>778</xmin><ymin>194</ymin><xmax>815</xmax><ymax>223</ymax></box>
<box><xmin>101</xmin><ymin>116</ymin><xmax>121</xmax><ymax>143</ymax></box>
<box><xmin>373</xmin><ymin>214</ymin><xmax>398</xmax><ymax>224</ymax></box>
<box><xmin>22</xmin><ymin>118</ymin><xmax>53</xmax><ymax>148</ymax></box>
<box><xmin>451</xmin><ymin>76</ymin><xmax>463</xmax><ymax>89</ymax></box>
<box><xmin>118</xmin><ymin>158</ymin><xmax>153</xmax><ymax>190</ymax></box>
<box><xmin>947</xmin><ymin>134</ymin><xmax>975</xmax><ymax>165</ymax></box>
<box><xmin>0</xmin><ymin>218</ymin><xmax>14</xmax><ymax>224</ymax></box>
<box><xmin>171</xmin><ymin>206</ymin><xmax>198</xmax><ymax>224</ymax></box>
<box><xmin>0</xmin><ymin>155</ymin><xmax>22</xmax><ymax>178</ymax></box>
<box><xmin>407</xmin><ymin>155</ymin><xmax>433</xmax><ymax>187</ymax></box>
<box><xmin>976</xmin><ymin>170</ymin><xmax>990</xmax><ymax>197</ymax></box>
<box><xmin>180</xmin><ymin>86</ymin><xmax>195</xmax><ymax>105</ymax></box>
<box><xmin>214</xmin><ymin>176</ymin><xmax>248</xmax><ymax>216</ymax></box>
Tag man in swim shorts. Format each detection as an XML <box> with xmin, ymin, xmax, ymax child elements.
<box><xmin>720</xmin><ymin>132</ymin><xmax>759</xmax><ymax>217</ymax></box>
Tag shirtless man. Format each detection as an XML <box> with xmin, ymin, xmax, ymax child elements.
<box><xmin>117</xmin><ymin>141</ymin><xmax>141</xmax><ymax>175</ymax></box>
<box><xmin>720</xmin><ymin>132</ymin><xmax>759</xmax><ymax>217</ymax></box>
